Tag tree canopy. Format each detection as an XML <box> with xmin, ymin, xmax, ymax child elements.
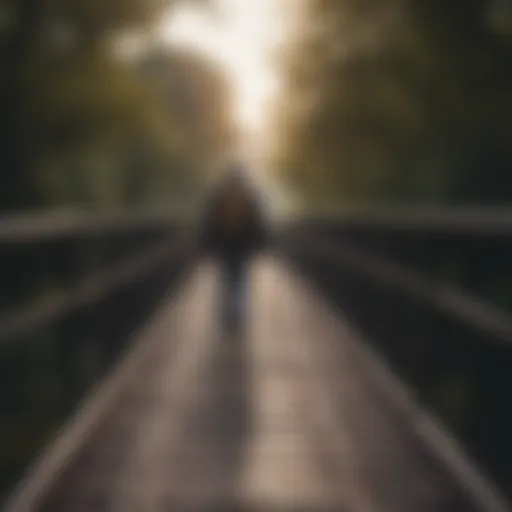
<box><xmin>271</xmin><ymin>0</ymin><xmax>512</xmax><ymax>207</ymax></box>
<box><xmin>0</xmin><ymin>0</ymin><xmax>229</xmax><ymax>211</ymax></box>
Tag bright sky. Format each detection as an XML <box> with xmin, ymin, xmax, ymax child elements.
<box><xmin>160</xmin><ymin>0</ymin><xmax>284</xmax><ymax>146</ymax></box>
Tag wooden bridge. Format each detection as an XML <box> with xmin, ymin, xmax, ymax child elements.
<box><xmin>1</xmin><ymin>209</ymin><xmax>512</xmax><ymax>511</ymax></box>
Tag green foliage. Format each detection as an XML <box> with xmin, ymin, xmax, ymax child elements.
<box><xmin>0</xmin><ymin>0</ymin><xmax>227</xmax><ymax>211</ymax></box>
<box><xmin>21</xmin><ymin>45</ymin><xmax>183</xmax><ymax>207</ymax></box>
<box><xmin>271</xmin><ymin>0</ymin><xmax>512</xmax><ymax>206</ymax></box>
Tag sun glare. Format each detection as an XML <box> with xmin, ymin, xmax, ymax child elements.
<box><xmin>160</xmin><ymin>0</ymin><xmax>282</xmax><ymax>143</ymax></box>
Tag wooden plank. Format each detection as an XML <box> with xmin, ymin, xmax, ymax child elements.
<box><xmin>5</xmin><ymin>259</ymin><xmax>509</xmax><ymax>511</ymax></box>
<box><xmin>0</xmin><ymin>274</ymin><xmax>195</xmax><ymax>512</ymax></box>
<box><xmin>256</xmin><ymin>259</ymin><xmax>510</xmax><ymax>512</ymax></box>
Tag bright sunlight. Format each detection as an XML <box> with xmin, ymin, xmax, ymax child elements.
<box><xmin>160</xmin><ymin>0</ymin><xmax>284</xmax><ymax>143</ymax></box>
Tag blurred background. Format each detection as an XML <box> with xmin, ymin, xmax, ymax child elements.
<box><xmin>272</xmin><ymin>0</ymin><xmax>512</xmax><ymax>207</ymax></box>
<box><xmin>1</xmin><ymin>0</ymin><xmax>512</xmax><ymax>505</ymax></box>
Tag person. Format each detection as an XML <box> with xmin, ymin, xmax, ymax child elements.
<box><xmin>199</xmin><ymin>164</ymin><xmax>268</xmax><ymax>332</ymax></box>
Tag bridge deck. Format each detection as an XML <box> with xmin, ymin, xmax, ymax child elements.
<box><xmin>22</xmin><ymin>258</ymin><xmax>490</xmax><ymax>511</ymax></box>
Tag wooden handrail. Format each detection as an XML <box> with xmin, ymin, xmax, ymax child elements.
<box><xmin>282</xmin><ymin>234</ymin><xmax>512</xmax><ymax>346</ymax></box>
<box><xmin>0</xmin><ymin>210</ymin><xmax>190</xmax><ymax>244</ymax></box>
<box><xmin>288</xmin><ymin>206</ymin><xmax>512</xmax><ymax>235</ymax></box>
<box><xmin>0</xmin><ymin>236</ymin><xmax>194</xmax><ymax>345</ymax></box>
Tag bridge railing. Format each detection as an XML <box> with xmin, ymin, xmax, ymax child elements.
<box><xmin>292</xmin><ymin>206</ymin><xmax>512</xmax><ymax>311</ymax></box>
<box><xmin>4</xmin><ymin>206</ymin><xmax>512</xmax><ymax>509</ymax></box>
<box><xmin>281</xmin><ymin>207</ymin><xmax>512</xmax><ymax>504</ymax></box>
<box><xmin>0</xmin><ymin>210</ymin><xmax>194</xmax><ymax>503</ymax></box>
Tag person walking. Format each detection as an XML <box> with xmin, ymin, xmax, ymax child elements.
<box><xmin>200</xmin><ymin>164</ymin><xmax>267</xmax><ymax>333</ymax></box>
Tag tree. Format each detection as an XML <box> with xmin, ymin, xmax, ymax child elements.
<box><xmin>0</xmin><ymin>0</ymin><xmax>210</xmax><ymax>210</ymax></box>
<box><xmin>271</xmin><ymin>0</ymin><xmax>512</xmax><ymax>206</ymax></box>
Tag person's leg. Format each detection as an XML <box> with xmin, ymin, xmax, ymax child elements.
<box><xmin>219</xmin><ymin>259</ymin><xmax>232</xmax><ymax>327</ymax></box>
<box><xmin>219</xmin><ymin>257</ymin><xmax>250</xmax><ymax>332</ymax></box>
<box><xmin>223</xmin><ymin>258</ymin><xmax>247</xmax><ymax>331</ymax></box>
<box><xmin>231</xmin><ymin>258</ymin><xmax>251</xmax><ymax>330</ymax></box>
<box><xmin>219</xmin><ymin>259</ymin><xmax>236</xmax><ymax>329</ymax></box>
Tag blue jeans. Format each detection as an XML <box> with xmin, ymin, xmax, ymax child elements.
<box><xmin>221</xmin><ymin>259</ymin><xmax>248</xmax><ymax>330</ymax></box>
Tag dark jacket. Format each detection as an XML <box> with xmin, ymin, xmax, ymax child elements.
<box><xmin>199</xmin><ymin>181</ymin><xmax>267</xmax><ymax>262</ymax></box>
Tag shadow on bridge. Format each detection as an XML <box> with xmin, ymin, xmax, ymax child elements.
<box><xmin>165</xmin><ymin>331</ymin><xmax>253</xmax><ymax>510</ymax></box>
